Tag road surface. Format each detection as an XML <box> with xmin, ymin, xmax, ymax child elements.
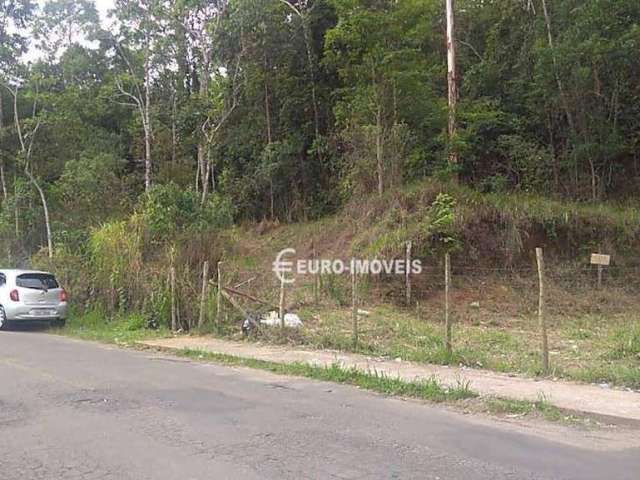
<box><xmin>0</xmin><ymin>331</ymin><xmax>638</xmax><ymax>480</ymax></box>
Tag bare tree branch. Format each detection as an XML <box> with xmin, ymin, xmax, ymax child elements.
<box><xmin>459</xmin><ymin>39</ymin><xmax>482</xmax><ymax>61</ymax></box>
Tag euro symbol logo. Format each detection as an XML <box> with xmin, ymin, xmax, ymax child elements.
<box><xmin>272</xmin><ymin>248</ymin><xmax>296</xmax><ymax>284</ymax></box>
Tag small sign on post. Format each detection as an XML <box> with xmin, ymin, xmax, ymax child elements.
<box><xmin>590</xmin><ymin>253</ymin><xmax>610</xmax><ymax>289</ymax></box>
<box><xmin>590</xmin><ymin>253</ymin><xmax>610</xmax><ymax>266</ymax></box>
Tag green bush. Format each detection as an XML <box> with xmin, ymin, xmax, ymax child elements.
<box><xmin>88</xmin><ymin>216</ymin><xmax>144</xmax><ymax>310</ymax></box>
<box><xmin>51</xmin><ymin>153</ymin><xmax>129</xmax><ymax>233</ymax></box>
<box><xmin>140</xmin><ymin>183</ymin><xmax>234</xmax><ymax>239</ymax></box>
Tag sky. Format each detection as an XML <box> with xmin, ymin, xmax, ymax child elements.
<box><xmin>94</xmin><ymin>0</ymin><xmax>116</xmax><ymax>25</ymax></box>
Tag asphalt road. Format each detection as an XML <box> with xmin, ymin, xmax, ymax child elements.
<box><xmin>1</xmin><ymin>331</ymin><xmax>638</xmax><ymax>480</ymax></box>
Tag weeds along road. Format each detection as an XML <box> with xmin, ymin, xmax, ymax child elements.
<box><xmin>0</xmin><ymin>331</ymin><xmax>638</xmax><ymax>480</ymax></box>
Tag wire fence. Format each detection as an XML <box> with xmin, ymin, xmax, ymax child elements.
<box><xmin>174</xmin><ymin>248</ymin><xmax>638</xmax><ymax>382</ymax></box>
<box><xmin>202</xmin><ymin>250</ymin><xmax>640</xmax><ymax>324</ymax></box>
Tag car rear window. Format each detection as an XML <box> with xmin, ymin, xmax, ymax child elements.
<box><xmin>16</xmin><ymin>273</ymin><xmax>59</xmax><ymax>290</ymax></box>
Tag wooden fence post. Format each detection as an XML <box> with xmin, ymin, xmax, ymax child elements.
<box><xmin>312</xmin><ymin>240</ymin><xmax>320</xmax><ymax>305</ymax></box>
<box><xmin>444</xmin><ymin>253</ymin><xmax>452</xmax><ymax>355</ymax></box>
<box><xmin>352</xmin><ymin>269</ymin><xmax>358</xmax><ymax>347</ymax></box>
<box><xmin>597</xmin><ymin>263</ymin><xmax>603</xmax><ymax>290</ymax></box>
<box><xmin>405</xmin><ymin>240</ymin><xmax>412</xmax><ymax>306</ymax></box>
<box><xmin>170</xmin><ymin>266</ymin><xmax>177</xmax><ymax>332</ymax></box>
<box><xmin>536</xmin><ymin>247</ymin><xmax>549</xmax><ymax>373</ymax></box>
<box><xmin>216</xmin><ymin>261</ymin><xmax>223</xmax><ymax>329</ymax></box>
<box><xmin>279</xmin><ymin>274</ymin><xmax>286</xmax><ymax>328</ymax></box>
<box><xmin>198</xmin><ymin>261</ymin><xmax>209</xmax><ymax>328</ymax></box>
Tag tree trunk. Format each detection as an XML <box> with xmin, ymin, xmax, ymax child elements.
<box><xmin>0</xmin><ymin>96</ymin><xmax>6</xmax><ymax>201</ymax></box>
<box><xmin>202</xmin><ymin>148</ymin><xmax>211</xmax><ymax>202</ymax></box>
<box><xmin>197</xmin><ymin>145</ymin><xmax>207</xmax><ymax>200</ymax></box>
<box><xmin>24</xmin><ymin>169</ymin><xmax>53</xmax><ymax>258</ymax></box>
<box><xmin>269</xmin><ymin>179</ymin><xmax>275</xmax><ymax>220</ymax></box>
<box><xmin>171</xmin><ymin>90</ymin><xmax>177</xmax><ymax>164</ymax></box>
<box><xmin>302</xmin><ymin>18</ymin><xmax>320</xmax><ymax>141</ymax></box>
<box><xmin>264</xmin><ymin>52</ymin><xmax>275</xmax><ymax>219</ymax></box>
<box><xmin>6</xmin><ymin>85</ymin><xmax>51</xmax><ymax>256</ymax></box>
<box><xmin>144</xmin><ymin>119</ymin><xmax>152</xmax><ymax>192</ymax></box>
<box><xmin>198</xmin><ymin>47</ymin><xmax>212</xmax><ymax>204</ymax></box>
<box><xmin>546</xmin><ymin>113</ymin><xmax>560</xmax><ymax>190</ymax></box>
<box><xmin>376</xmin><ymin>102</ymin><xmax>384</xmax><ymax>196</ymax></box>
<box><xmin>143</xmin><ymin>48</ymin><xmax>152</xmax><ymax>192</ymax></box>
<box><xmin>446</xmin><ymin>0</ymin><xmax>459</xmax><ymax>177</ymax></box>
<box><xmin>589</xmin><ymin>158</ymin><xmax>598</xmax><ymax>201</ymax></box>
<box><xmin>541</xmin><ymin>0</ymin><xmax>574</xmax><ymax>132</ymax></box>
<box><xmin>264</xmin><ymin>52</ymin><xmax>273</xmax><ymax>145</ymax></box>
<box><xmin>0</xmin><ymin>160</ymin><xmax>7</xmax><ymax>202</ymax></box>
<box><xmin>14</xmin><ymin>174</ymin><xmax>19</xmax><ymax>237</ymax></box>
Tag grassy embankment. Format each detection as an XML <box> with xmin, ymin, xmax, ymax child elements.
<box><xmin>59</xmin><ymin>179</ymin><xmax>640</xmax><ymax>390</ymax></box>
<box><xmin>192</xmin><ymin>182</ymin><xmax>640</xmax><ymax>389</ymax></box>
<box><xmin>205</xmin><ymin>180</ymin><xmax>640</xmax><ymax>390</ymax></box>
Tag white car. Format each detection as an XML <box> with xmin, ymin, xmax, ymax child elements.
<box><xmin>0</xmin><ymin>269</ymin><xmax>68</xmax><ymax>330</ymax></box>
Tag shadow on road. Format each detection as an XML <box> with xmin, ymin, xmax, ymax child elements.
<box><xmin>4</xmin><ymin>321</ymin><xmax>54</xmax><ymax>333</ymax></box>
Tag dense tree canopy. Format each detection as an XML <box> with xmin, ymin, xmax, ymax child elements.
<box><xmin>0</xmin><ymin>0</ymin><xmax>639</xmax><ymax>259</ymax></box>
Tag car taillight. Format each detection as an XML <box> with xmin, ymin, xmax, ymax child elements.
<box><xmin>9</xmin><ymin>289</ymin><xmax>19</xmax><ymax>301</ymax></box>
<box><xmin>60</xmin><ymin>289</ymin><xmax>68</xmax><ymax>302</ymax></box>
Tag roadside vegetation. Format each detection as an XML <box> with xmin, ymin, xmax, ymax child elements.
<box><xmin>58</xmin><ymin>308</ymin><xmax>171</xmax><ymax>345</ymax></box>
<box><xmin>482</xmin><ymin>396</ymin><xmax>581</xmax><ymax>425</ymax></box>
<box><xmin>51</xmin><ymin>178</ymin><xmax>640</xmax><ymax>391</ymax></box>
<box><xmin>2</xmin><ymin>0</ymin><xmax>640</xmax><ymax>402</ymax></box>
<box><xmin>286</xmin><ymin>306</ymin><xmax>640</xmax><ymax>390</ymax></box>
<box><xmin>162</xmin><ymin>347</ymin><xmax>593</xmax><ymax>426</ymax></box>
<box><xmin>178</xmin><ymin>349</ymin><xmax>477</xmax><ymax>403</ymax></box>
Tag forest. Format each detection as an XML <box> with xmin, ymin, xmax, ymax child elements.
<box><xmin>0</xmin><ymin>0</ymin><xmax>639</xmax><ymax>282</ymax></box>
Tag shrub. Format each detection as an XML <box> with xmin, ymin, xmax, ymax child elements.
<box><xmin>88</xmin><ymin>215</ymin><xmax>144</xmax><ymax>310</ymax></box>
<box><xmin>140</xmin><ymin>183</ymin><xmax>234</xmax><ymax>239</ymax></box>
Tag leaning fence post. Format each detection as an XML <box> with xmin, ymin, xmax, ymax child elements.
<box><xmin>444</xmin><ymin>252</ymin><xmax>452</xmax><ymax>355</ymax></box>
<box><xmin>216</xmin><ymin>261</ymin><xmax>223</xmax><ymax>329</ymax></box>
<box><xmin>198</xmin><ymin>261</ymin><xmax>209</xmax><ymax>328</ymax></box>
<box><xmin>405</xmin><ymin>240</ymin><xmax>412</xmax><ymax>306</ymax></box>
<box><xmin>535</xmin><ymin>247</ymin><xmax>549</xmax><ymax>373</ymax></box>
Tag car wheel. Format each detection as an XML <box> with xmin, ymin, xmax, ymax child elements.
<box><xmin>0</xmin><ymin>306</ymin><xmax>7</xmax><ymax>331</ymax></box>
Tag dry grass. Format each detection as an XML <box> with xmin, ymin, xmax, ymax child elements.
<box><xmin>214</xmin><ymin>270</ymin><xmax>640</xmax><ymax>390</ymax></box>
<box><xmin>113</xmin><ymin>179</ymin><xmax>640</xmax><ymax>389</ymax></box>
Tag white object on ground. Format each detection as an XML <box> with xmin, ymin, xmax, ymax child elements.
<box><xmin>261</xmin><ymin>311</ymin><xmax>303</xmax><ymax>328</ymax></box>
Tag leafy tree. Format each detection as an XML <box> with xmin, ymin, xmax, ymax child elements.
<box><xmin>33</xmin><ymin>0</ymin><xmax>99</xmax><ymax>59</ymax></box>
<box><xmin>326</xmin><ymin>0</ymin><xmax>443</xmax><ymax>195</ymax></box>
